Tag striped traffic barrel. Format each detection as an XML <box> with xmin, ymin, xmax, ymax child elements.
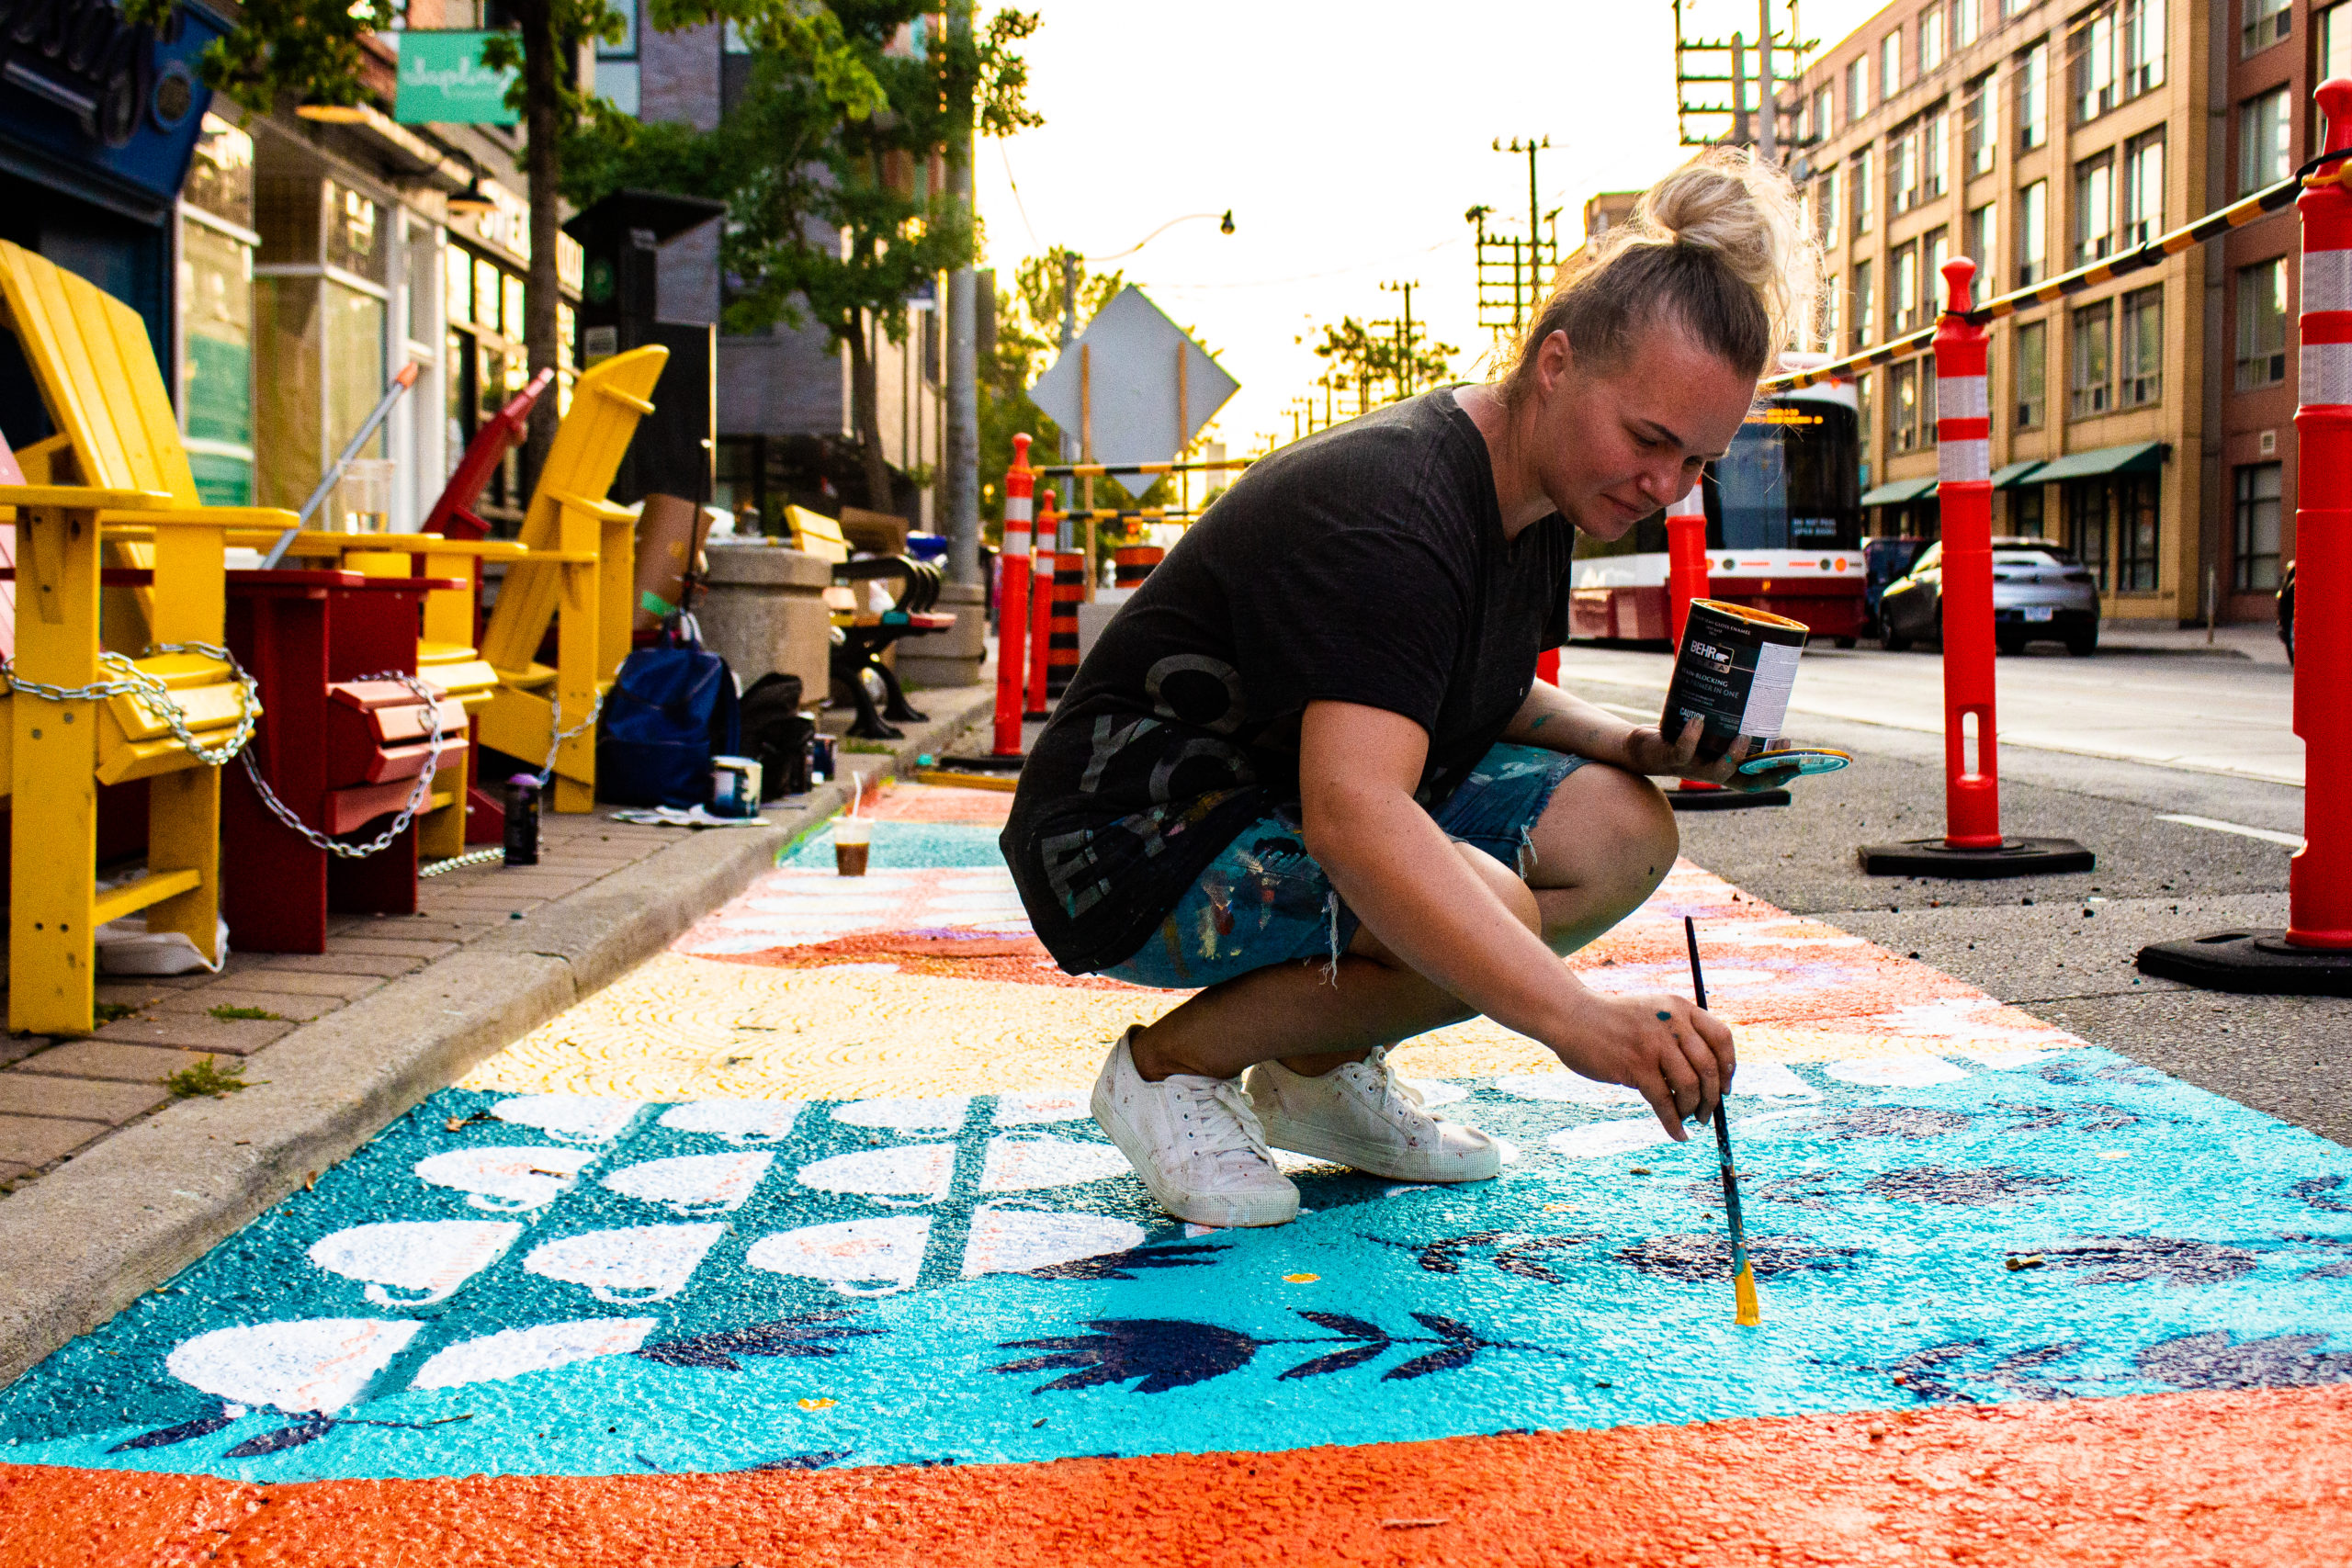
<box><xmin>1114</xmin><ymin>545</ymin><xmax>1164</xmax><ymax>587</ymax></box>
<box><xmin>1046</xmin><ymin>552</ymin><xmax>1085</xmax><ymax>697</ymax></box>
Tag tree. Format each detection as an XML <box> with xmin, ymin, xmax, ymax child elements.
<box><xmin>1305</xmin><ymin>314</ymin><xmax>1459</xmax><ymax>415</ymax></box>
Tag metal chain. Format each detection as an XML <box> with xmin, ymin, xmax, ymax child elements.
<box><xmin>0</xmin><ymin>640</ymin><xmax>261</xmax><ymax>767</ymax></box>
<box><xmin>537</xmin><ymin>686</ymin><xmax>605</xmax><ymax>785</ymax></box>
<box><xmin>420</xmin><ymin>846</ymin><xmax>504</xmax><ymax>877</ymax></box>
<box><xmin>240</xmin><ymin>671</ymin><xmax>447</xmax><ymax>860</ymax></box>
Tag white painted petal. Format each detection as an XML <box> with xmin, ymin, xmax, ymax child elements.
<box><xmin>522</xmin><ymin>1224</ymin><xmax>726</xmax><ymax>1303</ymax></box>
<box><xmin>831</xmin><ymin>1096</ymin><xmax>970</xmax><ymax>1132</ymax></box>
<box><xmin>306</xmin><ymin>1221</ymin><xmax>522</xmax><ymax>1305</ymax></box>
<box><xmin>963</xmin><ymin>1207</ymin><xmax>1144</xmax><ymax>1276</ymax></box>
<box><xmin>602</xmin><ymin>1152</ymin><xmax>775</xmax><ymax>1214</ymax></box>
<box><xmin>1726</xmin><ymin>1062</ymin><xmax>1820</xmax><ymax>1100</ymax></box>
<box><xmin>1822</xmin><ymin>1055</ymin><xmax>1971</xmax><ymax>1088</ymax></box>
<box><xmin>1544</xmin><ymin>1118</ymin><xmax>1676</xmax><ymax>1160</ymax></box>
<box><xmin>797</xmin><ymin>1144</ymin><xmax>955</xmax><ymax>1200</ymax></box>
<box><xmin>408</xmin><ymin>1318</ymin><xmax>657</xmax><ymax>1391</ymax></box>
<box><xmin>658</xmin><ymin>1100</ymin><xmax>805</xmax><ymax>1143</ymax></box>
<box><xmin>414</xmin><ymin>1146</ymin><xmax>597</xmax><ymax>1212</ymax></box>
<box><xmin>1400</xmin><ymin>1078</ymin><xmax>1469</xmax><ymax>1107</ymax></box>
<box><xmin>992</xmin><ymin>1089</ymin><xmax>1091</xmax><ymax>1125</ymax></box>
<box><xmin>746</xmin><ymin>1216</ymin><xmax>930</xmax><ymax>1294</ymax></box>
<box><xmin>979</xmin><ymin>1136</ymin><xmax>1135</xmax><ymax>1191</ymax></box>
<box><xmin>166</xmin><ymin>1319</ymin><xmax>421</xmax><ymax>1415</ymax></box>
<box><xmin>490</xmin><ymin>1095</ymin><xmax>644</xmax><ymax>1144</ymax></box>
<box><xmin>1492</xmin><ymin>1071</ymin><xmax>1646</xmax><ymax>1107</ymax></box>
<box><xmin>1955</xmin><ymin>1047</ymin><xmax>2062</xmax><ymax>1068</ymax></box>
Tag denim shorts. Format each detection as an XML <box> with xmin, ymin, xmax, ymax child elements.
<box><xmin>1098</xmin><ymin>742</ymin><xmax>1591</xmax><ymax>989</ymax></box>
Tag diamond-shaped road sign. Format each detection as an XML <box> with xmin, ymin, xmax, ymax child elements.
<box><xmin>1029</xmin><ymin>286</ymin><xmax>1239</xmax><ymax>496</ymax></box>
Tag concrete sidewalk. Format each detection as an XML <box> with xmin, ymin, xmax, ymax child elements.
<box><xmin>0</xmin><ymin>683</ymin><xmax>994</xmax><ymax>1386</ymax></box>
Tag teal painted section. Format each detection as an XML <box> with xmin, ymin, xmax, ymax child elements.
<box><xmin>1</xmin><ymin>1052</ymin><xmax>2348</xmax><ymax>1482</ymax></box>
<box><xmin>781</xmin><ymin>822</ymin><xmax>1011</xmax><ymax>870</ymax></box>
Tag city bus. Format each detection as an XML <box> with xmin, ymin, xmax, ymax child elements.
<box><xmin>1565</xmin><ymin>378</ymin><xmax>1867</xmax><ymax>645</ymax></box>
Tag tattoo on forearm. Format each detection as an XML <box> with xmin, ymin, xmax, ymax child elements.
<box><xmin>1529</xmin><ymin>714</ymin><xmax>1552</xmax><ymax>731</ymax></box>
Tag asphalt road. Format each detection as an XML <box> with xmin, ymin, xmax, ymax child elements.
<box><xmin>1553</xmin><ymin>646</ymin><xmax>2346</xmax><ymax>1149</ymax></box>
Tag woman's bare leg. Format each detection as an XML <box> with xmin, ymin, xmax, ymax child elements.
<box><xmin>1128</xmin><ymin>761</ymin><xmax>1680</xmax><ymax>1083</ymax></box>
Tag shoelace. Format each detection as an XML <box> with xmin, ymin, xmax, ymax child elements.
<box><xmin>1351</xmin><ymin>1047</ymin><xmax>1432</xmax><ymax>1123</ymax></box>
<box><xmin>1170</xmin><ymin>1075</ymin><xmax>1283</xmax><ymax>1176</ymax></box>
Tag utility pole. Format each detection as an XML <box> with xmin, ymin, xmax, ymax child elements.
<box><xmin>1057</xmin><ymin>251</ymin><xmax>1079</xmax><ymax>547</ymax></box>
<box><xmin>1380</xmin><ymin>278</ymin><xmax>1418</xmax><ymax>397</ymax></box>
<box><xmin>1757</xmin><ymin>1</ymin><xmax>1777</xmax><ymax>164</ymax></box>
<box><xmin>1674</xmin><ymin>0</ymin><xmax>1814</xmax><ymax>150</ymax></box>
<box><xmin>1493</xmin><ymin>136</ymin><xmax>1550</xmax><ymax>330</ymax></box>
<box><xmin>943</xmin><ymin>0</ymin><xmax>979</xmax><ymax>585</ymax></box>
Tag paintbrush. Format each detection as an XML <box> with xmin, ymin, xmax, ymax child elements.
<box><xmin>1685</xmin><ymin>915</ymin><xmax>1761</xmax><ymax>1327</ymax></box>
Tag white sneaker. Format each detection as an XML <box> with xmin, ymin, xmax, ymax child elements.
<box><xmin>1245</xmin><ymin>1048</ymin><xmax>1502</xmax><ymax>1182</ymax></box>
<box><xmin>1091</xmin><ymin>1027</ymin><xmax>1300</xmax><ymax>1227</ymax></box>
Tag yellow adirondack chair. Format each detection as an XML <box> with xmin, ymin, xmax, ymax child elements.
<box><xmin>0</xmin><ymin>239</ymin><xmax>270</xmax><ymax>1033</ymax></box>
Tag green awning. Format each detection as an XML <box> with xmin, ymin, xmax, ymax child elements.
<box><xmin>1859</xmin><ymin>477</ymin><xmax>1937</xmax><ymax>506</ymax></box>
<box><xmin>2029</xmin><ymin>441</ymin><xmax>2170</xmax><ymax>484</ymax></box>
<box><xmin>1991</xmin><ymin>460</ymin><xmax>2045</xmax><ymax>490</ymax></box>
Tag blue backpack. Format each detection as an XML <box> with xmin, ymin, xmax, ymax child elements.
<box><xmin>594</xmin><ymin>627</ymin><xmax>741</xmax><ymax>808</ymax></box>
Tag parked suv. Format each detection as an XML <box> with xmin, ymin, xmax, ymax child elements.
<box><xmin>1878</xmin><ymin>536</ymin><xmax>2100</xmax><ymax>656</ymax></box>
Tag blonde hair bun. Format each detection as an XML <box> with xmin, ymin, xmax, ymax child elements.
<box><xmin>1639</xmin><ymin>147</ymin><xmax>1821</xmax><ymax>359</ymax></box>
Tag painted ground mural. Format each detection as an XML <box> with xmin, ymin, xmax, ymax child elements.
<box><xmin>4</xmin><ymin>782</ymin><xmax>2350</xmax><ymax>1563</ymax></box>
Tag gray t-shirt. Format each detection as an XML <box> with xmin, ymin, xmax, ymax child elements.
<box><xmin>1002</xmin><ymin>387</ymin><xmax>1576</xmax><ymax>974</ymax></box>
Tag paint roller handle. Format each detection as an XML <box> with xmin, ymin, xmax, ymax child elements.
<box><xmin>263</xmin><ymin>360</ymin><xmax>424</xmax><ymax>570</ymax></box>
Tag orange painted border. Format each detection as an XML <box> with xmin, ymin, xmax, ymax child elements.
<box><xmin>6</xmin><ymin>1384</ymin><xmax>2351</xmax><ymax>1567</ymax></box>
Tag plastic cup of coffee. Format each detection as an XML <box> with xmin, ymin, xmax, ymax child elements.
<box><xmin>833</xmin><ymin>818</ymin><xmax>872</xmax><ymax>877</ymax></box>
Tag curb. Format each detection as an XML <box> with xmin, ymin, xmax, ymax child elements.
<box><xmin>0</xmin><ymin>686</ymin><xmax>997</xmax><ymax>1387</ymax></box>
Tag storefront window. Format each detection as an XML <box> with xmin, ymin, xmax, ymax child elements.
<box><xmin>2234</xmin><ymin>461</ymin><xmax>2282</xmax><ymax>591</ymax></box>
<box><xmin>2114</xmin><ymin>472</ymin><xmax>2159</xmax><ymax>591</ymax></box>
<box><xmin>2064</xmin><ymin>479</ymin><xmax>2110</xmax><ymax>591</ymax></box>
<box><xmin>178</xmin><ymin>220</ymin><xmax>254</xmax><ymax>504</ymax></box>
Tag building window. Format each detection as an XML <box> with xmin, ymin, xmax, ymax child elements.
<box><xmin>2120</xmin><ymin>285</ymin><xmax>2163</xmax><ymax>406</ymax></box>
<box><xmin>1921</xmin><ymin>6</ymin><xmax>1946</xmax><ymax>73</ymax></box>
<box><xmin>2073</xmin><ymin>9</ymin><xmax>2117</xmax><ymax>122</ymax></box>
<box><xmin>1893</xmin><ymin>242</ymin><xmax>1920</xmax><ymax>333</ymax></box>
<box><xmin>2120</xmin><ymin>130</ymin><xmax>2164</xmax><ymax>248</ymax></box>
<box><xmin>595</xmin><ymin>0</ymin><xmax>639</xmax><ymax>114</ymax></box>
<box><xmin>2235</xmin><ymin>259</ymin><xmax>2290</xmax><ymax>389</ymax></box>
<box><xmin>1891</xmin><ymin>356</ymin><xmax>1923</xmax><ymax>452</ymax></box>
<box><xmin>1963</xmin><ymin>73</ymin><xmax>1998</xmax><ymax>177</ymax></box>
<box><xmin>2122</xmin><ymin>0</ymin><xmax>2166</xmax><ymax>96</ymax></box>
<box><xmin>2070</xmin><ymin>299</ymin><xmax>2114</xmax><ymax>418</ymax></box>
<box><xmin>2018</xmin><ymin>178</ymin><xmax>2048</xmax><ymax>286</ymax></box>
<box><xmin>1851</xmin><ymin>259</ymin><xmax>1874</xmax><ymax>350</ymax></box>
<box><xmin>1965</xmin><ymin>202</ymin><xmax>1996</xmax><ymax>292</ymax></box>
<box><xmin>1955</xmin><ymin>0</ymin><xmax>1978</xmax><ymax>48</ymax></box>
<box><xmin>1848</xmin><ymin>56</ymin><xmax>1869</xmax><ymax>122</ymax></box>
<box><xmin>1853</xmin><ymin>148</ymin><xmax>1875</xmax><ymax>236</ymax></box>
<box><xmin>2324</xmin><ymin>2</ymin><xmax>2352</xmax><ymax>83</ymax></box>
<box><xmin>2115</xmin><ymin>474</ymin><xmax>2159</xmax><ymax>591</ymax></box>
<box><xmin>1816</xmin><ymin>168</ymin><xmax>1839</xmax><ymax>251</ymax></box>
<box><xmin>2074</xmin><ymin>153</ymin><xmax>2115</xmax><ymax>265</ymax></box>
<box><xmin>1883</xmin><ymin>31</ymin><xmax>1903</xmax><ymax>98</ymax></box>
<box><xmin>1923</xmin><ymin>103</ymin><xmax>1948</xmax><ymax>199</ymax></box>
<box><xmin>2011</xmin><ymin>485</ymin><xmax>2045</xmax><ymax>536</ymax></box>
<box><xmin>1924</xmin><ymin>228</ymin><xmax>1951</xmax><ymax>312</ymax></box>
<box><xmin>2241</xmin><ymin>87</ymin><xmax>2292</xmax><ymax>195</ymax></box>
<box><xmin>180</xmin><ymin>114</ymin><xmax>256</xmax><ymax>507</ymax></box>
<box><xmin>2018</xmin><ymin>39</ymin><xmax>2047</xmax><ymax>150</ymax></box>
<box><xmin>1891</xmin><ymin>122</ymin><xmax>1919</xmax><ymax>214</ymax></box>
<box><xmin>2244</xmin><ymin>0</ymin><xmax>2290</xmax><ymax>56</ymax></box>
<box><xmin>1812</xmin><ymin>85</ymin><xmax>1833</xmax><ymax>141</ymax></box>
<box><xmin>2015</xmin><ymin>319</ymin><xmax>2047</xmax><ymax>427</ymax></box>
<box><xmin>2064</xmin><ymin>479</ymin><xmax>2112</xmax><ymax>590</ymax></box>
<box><xmin>1821</xmin><ymin>270</ymin><xmax>1842</xmax><ymax>350</ymax></box>
<box><xmin>1858</xmin><ymin>369</ymin><xmax>1876</xmax><ymax>461</ymax></box>
<box><xmin>2234</xmin><ymin>462</ymin><xmax>2284</xmax><ymax>590</ymax></box>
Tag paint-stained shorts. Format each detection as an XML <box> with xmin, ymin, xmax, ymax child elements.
<box><xmin>1098</xmin><ymin>742</ymin><xmax>1592</xmax><ymax>990</ymax></box>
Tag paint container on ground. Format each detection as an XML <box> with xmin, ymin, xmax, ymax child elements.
<box><xmin>1661</xmin><ymin>599</ymin><xmax>1811</xmax><ymax>764</ymax></box>
<box><xmin>503</xmin><ymin>774</ymin><xmax>541</xmax><ymax>866</ymax></box>
<box><xmin>709</xmin><ymin>755</ymin><xmax>762</xmax><ymax>818</ymax></box>
<box><xmin>833</xmin><ymin>818</ymin><xmax>872</xmax><ymax>877</ymax></box>
<box><xmin>810</xmin><ymin>734</ymin><xmax>838</xmax><ymax>785</ymax></box>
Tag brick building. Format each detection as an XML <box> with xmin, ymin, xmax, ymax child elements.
<box><xmin>1787</xmin><ymin>0</ymin><xmax>2213</xmax><ymax>624</ymax></box>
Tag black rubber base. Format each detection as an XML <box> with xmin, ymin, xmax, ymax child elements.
<box><xmin>1858</xmin><ymin>836</ymin><xmax>2096</xmax><ymax>878</ymax></box>
<box><xmin>1669</xmin><ymin>786</ymin><xmax>1791</xmax><ymax>811</ymax></box>
<box><xmin>2135</xmin><ymin>930</ymin><xmax>2352</xmax><ymax>996</ymax></box>
<box><xmin>934</xmin><ymin>753</ymin><xmax>1026</xmax><ymax>772</ymax></box>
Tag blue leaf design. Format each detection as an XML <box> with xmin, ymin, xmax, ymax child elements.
<box><xmin>995</xmin><ymin>1318</ymin><xmax>1260</xmax><ymax>1394</ymax></box>
<box><xmin>636</xmin><ymin>1313</ymin><xmax>880</xmax><ymax>1371</ymax></box>
<box><xmin>223</xmin><ymin>1416</ymin><xmax>335</xmax><ymax>1458</ymax></box>
<box><xmin>1295</xmin><ymin>1311</ymin><xmax>1387</xmax><ymax>1342</ymax></box>
<box><xmin>1277</xmin><ymin>1341</ymin><xmax>1388</xmax><ymax>1382</ymax></box>
<box><xmin>1383</xmin><ymin>1344</ymin><xmax>1477</xmax><ymax>1382</ymax></box>
<box><xmin>107</xmin><ymin>1409</ymin><xmax>237</xmax><ymax>1453</ymax></box>
<box><xmin>749</xmin><ymin>1450</ymin><xmax>853</xmax><ymax>1472</ymax></box>
<box><xmin>1408</xmin><ymin>1312</ymin><xmax>1479</xmax><ymax>1345</ymax></box>
<box><xmin>1028</xmin><ymin>1244</ymin><xmax>1226</xmax><ymax>1280</ymax></box>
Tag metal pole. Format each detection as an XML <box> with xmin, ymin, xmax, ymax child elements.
<box><xmin>1758</xmin><ymin>1</ymin><xmax>1777</xmax><ymax>164</ymax></box>
<box><xmin>1731</xmin><ymin>31</ymin><xmax>1749</xmax><ymax>147</ymax></box>
<box><xmin>943</xmin><ymin>1</ymin><xmax>979</xmax><ymax>585</ymax></box>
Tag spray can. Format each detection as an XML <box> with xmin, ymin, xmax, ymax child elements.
<box><xmin>503</xmin><ymin>773</ymin><xmax>542</xmax><ymax>866</ymax></box>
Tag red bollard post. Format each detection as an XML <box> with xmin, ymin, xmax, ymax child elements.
<box><xmin>2139</xmin><ymin>78</ymin><xmax>2352</xmax><ymax>991</ymax></box>
<box><xmin>1025</xmin><ymin>491</ymin><xmax>1058</xmax><ymax>719</ymax></box>
<box><xmin>991</xmin><ymin>434</ymin><xmax>1034</xmax><ymax>757</ymax></box>
<box><xmin>1860</xmin><ymin>259</ymin><xmax>2091</xmax><ymax>876</ymax></box>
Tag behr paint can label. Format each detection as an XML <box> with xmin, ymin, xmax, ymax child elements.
<box><xmin>1661</xmin><ymin>598</ymin><xmax>1812</xmax><ymax>763</ymax></box>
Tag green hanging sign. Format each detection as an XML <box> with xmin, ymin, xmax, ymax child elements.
<box><xmin>395</xmin><ymin>31</ymin><xmax>518</xmax><ymax>125</ymax></box>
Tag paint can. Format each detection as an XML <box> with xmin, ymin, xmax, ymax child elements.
<box><xmin>1660</xmin><ymin>598</ymin><xmax>1811</xmax><ymax>765</ymax></box>
<box><xmin>809</xmin><ymin>733</ymin><xmax>838</xmax><ymax>785</ymax></box>
<box><xmin>503</xmin><ymin>773</ymin><xmax>541</xmax><ymax>866</ymax></box>
<box><xmin>709</xmin><ymin>755</ymin><xmax>762</xmax><ymax>818</ymax></box>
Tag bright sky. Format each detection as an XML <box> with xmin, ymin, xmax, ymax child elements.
<box><xmin>975</xmin><ymin>0</ymin><xmax>1888</xmax><ymax>456</ymax></box>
